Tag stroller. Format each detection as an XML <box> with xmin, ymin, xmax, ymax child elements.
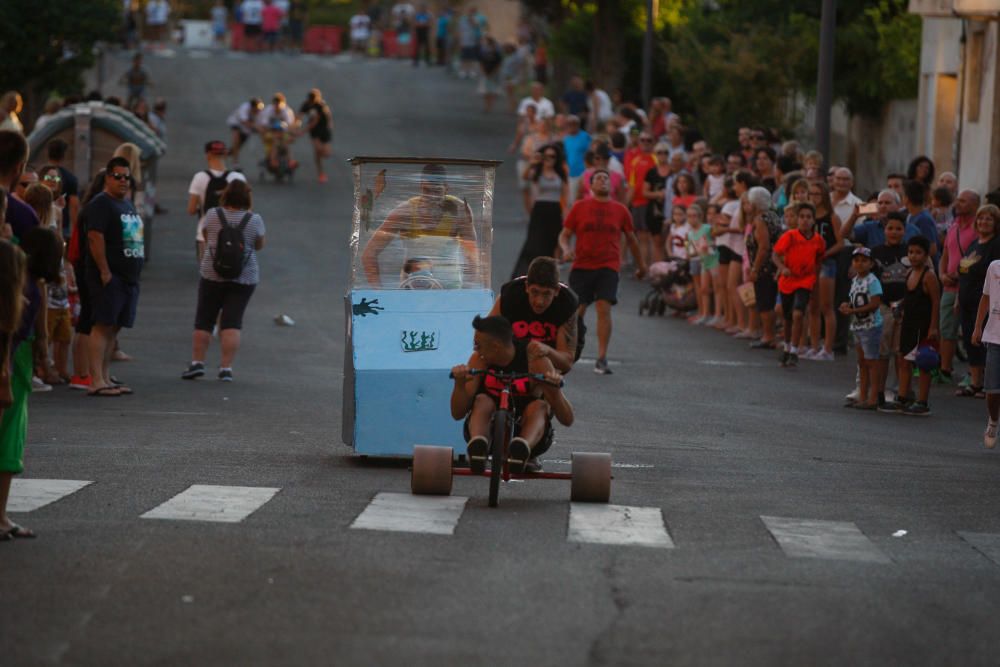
<box><xmin>258</xmin><ymin>119</ymin><xmax>298</xmax><ymax>183</ymax></box>
<box><xmin>639</xmin><ymin>259</ymin><xmax>697</xmax><ymax>316</ymax></box>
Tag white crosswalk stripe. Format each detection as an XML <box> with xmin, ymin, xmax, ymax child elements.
<box><xmin>761</xmin><ymin>516</ymin><xmax>890</xmax><ymax>563</ymax></box>
<box><xmin>568</xmin><ymin>503</ymin><xmax>674</xmax><ymax>548</ymax></box>
<box><xmin>141</xmin><ymin>485</ymin><xmax>280</xmax><ymax>523</ymax></box>
<box><xmin>351</xmin><ymin>492</ymin><xmax>467</xmax><ymax>535</ymax></box>
<box><xmin>8</xmin><ymin>479</ymin><xmax>93</xmax><ymax>513</ymax></box>
<box><xmin>958</xmin><ymin>531</ymin><xmax>1000</xmax><ymax>566</ymax></box>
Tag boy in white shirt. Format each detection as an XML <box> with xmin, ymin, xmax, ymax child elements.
<box><xmin>971</xmin><ymin>257</ymin><xmax>1000</xmax><ymax>447</ymax></box>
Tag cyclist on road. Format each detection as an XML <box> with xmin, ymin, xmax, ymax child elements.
<box><xmin>488</xmin><ymin>256</ymin><xmax>579</xmax><ymax>373</ymax></box>
<box><xmin>451</xmin><ymin>315</ymin><xmax>574</xmax><ymax>474</ymax></box>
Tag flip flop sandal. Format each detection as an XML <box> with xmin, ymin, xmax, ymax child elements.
<box><xmin>955</xmin><ymin>385</ymin><xmax>980</xmax><ymax>397</ymax></box>
<box><xmin>8</xmin><ymin>523</ymin><xmax>36</xmax><ymax>539</ymax></box>
<box><xmin>88</xmin><ymin>386</ymin><xmax>121</xmax><ymax>397</ymax></box>
<box><xmin>115</xmin><ymin>385</ymin><xmax>134</xmax><ymax>395</ymax></box>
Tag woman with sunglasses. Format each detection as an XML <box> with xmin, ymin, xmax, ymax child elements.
<box><xmin>512</xmin><ymin>144</ymin><xmax>569</xmax><ymax>278</ymax></box>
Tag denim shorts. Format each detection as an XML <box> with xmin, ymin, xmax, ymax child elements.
<box><xmin>854</xmin><ymin>326</ymin><xmax>883</xmax><ymax>360</ymax></box>
<box><xmin>689</xmin><ymin>258</ymin><xmax>702</xmax><ymax>276</ymax></box>
<box><xmin>819</xmin><ymin>258</ymin><xmax>838</xmax><ymax>279</ymax></box>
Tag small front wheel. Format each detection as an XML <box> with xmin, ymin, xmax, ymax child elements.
<box><xmin>488</xmin><ymin>412</ymin><xmax>508</xmax><ymax>508</ymax></box>
<box><xmin>412</xmin><ymin>445</ymin><xmax>453</xmax><ymax>495</ymax></box>
<box><xmin>571</xmin><ymin>452</ymin><xmax>612</xmax><ymax>503</ymax></box>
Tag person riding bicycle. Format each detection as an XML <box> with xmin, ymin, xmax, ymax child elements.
<box><xmin>489</xmin><ymin>256</ymin><xmax>579</xmax><ymax>373</ymax></box>
<box><xmin>257</xmin><ymin>93</ymin><xmax>298</xmax><ymax>173</ymax></box>
<box><xmin>361</xmin><ymin>163</ymin><xmax>481</xmax><ymax>289</ymax></box>
<box><xmin>450</xmin><ymin>315</ymin><xmax>573</xmax><ymax>474</ymax></box>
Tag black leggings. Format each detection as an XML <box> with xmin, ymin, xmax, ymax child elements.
<box><xmin>194</xmin><ymin>279</ymin><xmax>256</xmax><ymax>331</ymax></box>
<box><xmin>511</xmin><ymin>200</ymin><xmax>563</xmax><ymax>279</ymax></box>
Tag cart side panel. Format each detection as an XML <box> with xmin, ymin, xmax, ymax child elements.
<box><xmin>348</xmin><ymin>288</ymin><xmax>493</xmax><ymax>456</ymax></box>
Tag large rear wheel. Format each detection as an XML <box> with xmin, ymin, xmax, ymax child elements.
<box><xmin>570</xmin><ymin>452</ymin><xmax>612</xmax><ymax>503</ymax></box>
<box><xmin>488</xmin><ymin>412</ymin><xmax>508</xmax><ymax>508</ymax></box>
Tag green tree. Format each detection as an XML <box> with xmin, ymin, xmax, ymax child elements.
<box><xmin>0</xmin><ymin>0</ymin><xmax>121</xmax><ymax>122</ymax></box>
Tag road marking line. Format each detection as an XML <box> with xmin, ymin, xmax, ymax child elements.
<box><xmin>141</xmin><ymin>485</ymin><xmax>280</xmax><ymax>523</ymax></box>
<box><xmin>350</xmin><ymin>492</ymin><xmax>467</xmax><ymax>535</ymax></box>
<box><xmin>699</xmin><ymin>360</ymin><xmax>769</xmax><ymax>367</ymax></box>
<box><xmin>547</xmin><ymin>459</ymin><xmax>653</xmax><ymax>469</ymax></box>
<box><xmin>568</xmin><ymin>503</ymin><xmax>674</xmax><ymax>548</ymax></box>
<box><xmin>958</xmin><ymin>531</ymin><xmax>1000</xmax><ymax>566</ymax></box>
<box><xmin>9</xmin><ymin>479</ymin><xmax>93</xmax><ymax>513</ymax></box>
<box><xmin>761</xmin><ymin>516</ymin><xmax>890</xmax><ymax>563</ymax></box>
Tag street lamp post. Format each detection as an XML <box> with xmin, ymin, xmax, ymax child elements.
<box><xmin>815</xmin><ymin>0</ymin><xmax>836</xmax><ymax>170</ymax></box>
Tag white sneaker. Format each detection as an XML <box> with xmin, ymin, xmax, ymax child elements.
<box><xmin>31</xmin><ymin>376</ymin><xmax>52</xmax><ymax>393</ymax></box>
<box><xmin>845</xmin><ymin>387</ymin><xmax>860</xmax><ymax>401</ymax></box>
<box><xmin>800</xmin><ymin>348</ymin><xmax>819</xmax><ymax>360</ymax></box>
<box><xmin>814</xmin><ymin>350</ymin><xmax>835</xmax><ymax>361</ymax></box>
<box><xmin>985</xmin><ymin>420</ymin><xmax>998</xmax><ymax>449</ymax></box>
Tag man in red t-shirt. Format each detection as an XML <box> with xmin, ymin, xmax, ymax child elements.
<box><xmin>772</xmin><ymin>201</ymin><xmax>827</xmax><ymax>367</ymax></box>
<box><xmin>559</xmin><ymin>169</ymin><xmax>646</xmax><ymax>374</ymax></box>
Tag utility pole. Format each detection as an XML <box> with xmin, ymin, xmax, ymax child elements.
<box><xmin>815</xmin><ymin>0</ymin><xmax>837</xmax><ymax>170</ymax></box>
<box><xmin>641</xmin><ymin>0</ymin><xmax>657</xmax><ymax>109</ymax></box>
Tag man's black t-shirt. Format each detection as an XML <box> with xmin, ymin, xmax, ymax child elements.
<box><xmin>83</xmin><ymin>192</ymin><xmax>145</xmax><ymax>284</ymax></box>
<box><xmin>299</xmin><ymin>101</ymin><xmax>331</xmax><ymax>136</ymax></box>
<box><xmin>871</xmin><ymin>243</ymin><xmax>908</xmax><ymax>303</ymax></box>
<box><xmin>500</xmin><ymin>277</ymin><xmax>578</xmax><ymax>349</ymax></box>
<box><xmin>479</xmin><ymin>339</ymin><xmax>535</xmax><ymax>407</ymax></box>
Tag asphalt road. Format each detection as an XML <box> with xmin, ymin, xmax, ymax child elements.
<box><xmin>5</xmin><ymin>48</ymin><xmax>1000</xmax><ymax>667</ymax></box>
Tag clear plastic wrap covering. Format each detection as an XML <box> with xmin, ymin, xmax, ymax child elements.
<box><xmin>349</xmin><ymin>157</ymin><xmax>497</xmax><ymax>290</ymax></box>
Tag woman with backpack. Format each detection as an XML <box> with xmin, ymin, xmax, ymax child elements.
<box><xmin>181</xmin><ymin>180</ymin><xmax>265</xmax><ymax>382</ymax></box>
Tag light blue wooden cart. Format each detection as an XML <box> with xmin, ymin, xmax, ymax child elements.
<box><xmin>342</xmin><ymin>157</ymin><xmax>500</xmax><ymax>457</ymax></box>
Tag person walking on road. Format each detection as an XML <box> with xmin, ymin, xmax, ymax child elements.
<box><xmin>299</xmin><ymin>89</ymin><xmax>333</xmax><ymax>183</ymax></box>
<box><xmin>511</xmin><ymin>144</ymin><xmax>568</xmax><ymax>278</ymax></box>
<box><xmin>558</xmin><ymin>169</ymin><xmax>646</xmax><ymax>375</ymax></box>
<box><xmin>182</xmin><ymin>181</ymin><xmax>265</xmax><ymax>382</ymax></box>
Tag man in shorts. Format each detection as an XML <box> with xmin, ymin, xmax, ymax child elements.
<box><xmin>84</xmin><ymin>157</ymin><xmax>144</xmax><ymax>397</ymax></box>
<box><xmin>972</xmin><ymin>256</ymin><xmax>1000</xmax><ymax>448</ymax></box>
<box><xmin>490</xmin><ymin>256</ymin><xmax>579</xmax><ymax>373</ymax></box>
<box><xmin>450</xmin><ymin>315</ymin><xmax>573</xmax><ymax>473</ymax></box>
<box><xmin>558</xmin><ymin>169</ymin><xmax>646</xmax><ymax>375</ymax></box>
<box><xmin>226</xmin><ymin>98</ymin><xmax>263</xmax><ymax>166</ymax></box>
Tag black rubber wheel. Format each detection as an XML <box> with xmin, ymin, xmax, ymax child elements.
<box><xmin>488</xmin><ymin>411</ymin><xmax>507</xmax><ymax>508</ymax></box>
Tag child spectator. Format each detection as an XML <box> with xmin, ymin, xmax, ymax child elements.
<box><xmin>666</xmin><ymin>204</ymin><xmax>689</xmax><ymax>261</ymax></box>
<box><xmin>772</xmin><ymin>202</ymin><xmax>826</xmax><ymax>366</ymax></box>
<box><xmin>930</xmin><ymin>186</ymin><xmax>955</xmax><ymax>239</ymax></box>
<box><xmin>704</xmin><ymin>203</ymin><xmax>728</xmax><ymax>325</ymax></box>
<box><xmin>686</xmin><ymin>204</ymin><xmax>717</xmax><ymax>324</ymax></box>
<box><xmin>883</xmin><ymin>236</ymin><xmax>940</xmax><ymax>415</ymax></box>
<box><xmin>872</xmin><ymin>213</ymin><xmax>908</xmax><ymax>406</ymax></box>
<box><xmin>45</xmin><ymin>260</ymin><xmax>75</xmax><ymax>384</ymax></box>
<box><xmin>840</xmin><ymin>247</ymin><xmax>884</xmax><ymax>409</ymax></box>
<box><xmin>703</xmin><ymin>155</ymin><xmax>726</xmax><ymax>203</ymax></box>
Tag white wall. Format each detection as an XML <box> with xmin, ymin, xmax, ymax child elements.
<box><xmin>957</xmin><ymin>21</ymin><xmax>999</xmax><ymax>194</ymax></box>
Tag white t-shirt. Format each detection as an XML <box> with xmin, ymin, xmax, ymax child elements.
<box><xmin>189</xmin><ymin>169</ymin><xmax>247</xmax><ymax>219</ymax></box>
<box><xmin>589</xmin><ymin>89</ymin><xmax>614</xmax><ymax>123</ymax></box>
<box><xmin>706</xmin><ymin>173</ymin><xmax>724</xmax><ymax>199</ymax></box>
<box><xmin>981</xmin><ymin>260</ymin><xmax>1000</xmax><ymax>344</ymax></box>
<box><xmin>608</xmin><ymin>155</ymin><xmax>625</xmax><ymax>177</ymax></box>
<box><xmin>257</xmin><ymin>104</ymin><xmax>296</xmax><ymax>129</ymax></box>
<box><xmin>833</xmin><ymin>191</ymin><xmax>862</xmax><ymax>228</ymax></box>
<box><xmin>242</xmin><ymin>0</ymin><xmax>263</xmax><ymax>25</ymax></box>
<box><xmin>350</xmin><ymin>14</ymin><xmax>371</xmax><ymax>40</ymax></box>
<box><xmin>227</xmin><ymin>101</ymin><xmax>255</xmax><ymax>127</ymax></box>
<box><xmin>517</xmin><ymin>96</ymin><xmax>555</xmax><ymax>119</ymax></box>
<box><xmin>717</xmin><ymin>199</ymin><xmax>743</xmax><ymax>253</ymax></box>
<box><xmin>668</xmin><ymin>223</ymin><xmax>691</xmax><ymax>260</ymax></box>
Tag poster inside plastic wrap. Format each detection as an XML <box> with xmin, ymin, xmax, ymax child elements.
<box><xmin>348</xmin><ymin>157</ymin><xmax>498</xmax><ymax>290</ymax></box>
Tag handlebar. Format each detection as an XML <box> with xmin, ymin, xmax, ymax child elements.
<box><xmin>449</xmin><ymin>368</ymin><xmax>564</xmax><ymax>388</ymax></box>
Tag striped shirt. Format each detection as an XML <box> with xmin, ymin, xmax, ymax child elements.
<box><xmin>197</xmin><ymin>207</ymin><xmax>265</xmax><ymax>285</ymax></box>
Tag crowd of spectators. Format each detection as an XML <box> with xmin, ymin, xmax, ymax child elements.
<box><xmin>502</xmin><ymin>64</ymin><xmax>1000</xmax><ymax>433</ymax></box>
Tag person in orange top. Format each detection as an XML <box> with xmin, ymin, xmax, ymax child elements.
<box><xmin>771</xmin><ymin>202</ymin><xmax>827</xmax><ymax>367</ymax></box>
<box><xmin>624</xmin><ymin>132</ymin><xmax>658</xmax><ymax>266</ymax></box>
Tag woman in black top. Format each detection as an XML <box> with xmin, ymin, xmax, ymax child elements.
<box><xmin>957</xmin><ymin>205</ymin><xmax>1000</xmax><ymax>396</ymax></box>
<box><xmin>300</xmin><ymin>88</ymin><xmax>333</xmax><ymax>183</ymax></box>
